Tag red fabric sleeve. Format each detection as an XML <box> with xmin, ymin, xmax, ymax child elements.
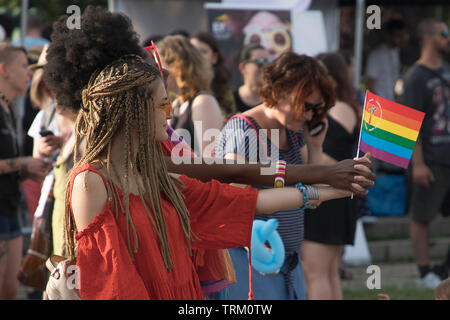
<box><xmin>75</xmin><ymin>207</ymin><xmax>150</xmax><ymax>300</ymax></box>
<box><xmin>178</xmin><ymin>175</ymin><xmax>258</xmax><ymax>250</ymax></box>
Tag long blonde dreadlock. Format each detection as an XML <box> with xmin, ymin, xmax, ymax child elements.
<box><xmin>64</xmin><ymin>54</ymin><xmax>195</xmax><ymax>271</ymax></box>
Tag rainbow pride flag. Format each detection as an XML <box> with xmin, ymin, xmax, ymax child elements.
<box><xmin>357</xmin><ymin>91</ymin><xmax>425</xmax><ymax>169</ymax></box>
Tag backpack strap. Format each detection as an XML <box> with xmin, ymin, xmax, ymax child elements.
<box><xmin>228</xmin><ymin>114</ymin><xmax>270</xmax><ymax>160</ymax></box>
<box><xmin>229</xmin><ymin>114</ymin><xmax>260</xmax><ymax>141</ymax></box>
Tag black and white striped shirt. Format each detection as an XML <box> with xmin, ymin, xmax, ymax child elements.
<box><xmin>215</xmin><ymin>115</ymin><xmax>306</xmax><ymax>252</ymax></box>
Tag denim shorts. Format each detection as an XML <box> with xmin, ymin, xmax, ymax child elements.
<box><xmin>0</xmin><ymin>215</ymin><xmax>22</xmax><ymax>241</ymax></box>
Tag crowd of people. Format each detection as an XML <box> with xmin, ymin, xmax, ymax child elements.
<box><xmin>0</xmin><ymin>6</ymin><xmax>448</xmax><ymax>301</ymax></box>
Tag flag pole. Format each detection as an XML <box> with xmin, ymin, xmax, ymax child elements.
<box><xmin>356</xmin><ymin>90</ymin><xmax>368</xmax><ymax>159</ymax></box>
<box><xmin>352</xmin><ymin>90</ymin><xmax>368</xmax><ymax>199</ymax></box>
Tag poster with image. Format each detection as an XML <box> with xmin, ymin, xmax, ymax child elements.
<box><xmin>206</xmin><ymin>7</ymin><xmax>293</xmax><ymax>87</ymax></box>
<box><xmin>206</xmin><ymin>2</ymin><xmax>327</xmax><ymax>88</ymax></box>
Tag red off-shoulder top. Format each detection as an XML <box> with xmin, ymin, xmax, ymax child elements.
<box><xmin>69</xmin><ymin>164</ymin><xmax>258</xmax><ymax>300</ymax></box>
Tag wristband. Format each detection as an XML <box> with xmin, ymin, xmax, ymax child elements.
<box><xmin>305</xmin><ymin>185</ymin><xmax>319</xmax><ymax>201</ymax></box>
<box><xmin>295</xmin><ymin>182</ymin><xmax>317</xmax><ymax>210</ymax></box>
<box><xmin>274</xmin><ymin>160</ymin><xmax>286</xmax><ymax>188</ymax></box>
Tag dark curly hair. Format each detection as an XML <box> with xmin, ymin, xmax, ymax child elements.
<box><xmin>260</xmin><ymin>52</ymin><xmax>336</xmax><ymax>124</ymax></box>
<box><xmin>44</xmin><ymin>5</ymin><xmax>146</xmax><ymax>112</ymax></box>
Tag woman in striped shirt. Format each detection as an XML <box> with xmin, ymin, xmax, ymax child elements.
<box><xmin>215</xmin><ymin>52</ymin><xmax>337</xmax><ymax>300</ymax></box>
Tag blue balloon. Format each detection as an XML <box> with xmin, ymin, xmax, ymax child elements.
<box><xmin>249</xmin><ymin>219</ymin><xmax>285</xmax><ymax>274</ymax></box>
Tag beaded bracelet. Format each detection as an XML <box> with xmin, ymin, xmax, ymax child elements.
<box><xmin>295</xmin><ymin>182</ymin><xmax>318</xmax><ymax>210</ymax></box>
<box><xmin>274</xmin><ymin>160</ymin><xmax>287</xmax><ymax>188</ymax></box>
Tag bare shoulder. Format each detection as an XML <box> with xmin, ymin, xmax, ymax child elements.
<box><xmin>71</xmin><ymin>170</ymin><xmax>108</xmax><ymax>232</ymax></box>
<box><xmin>192</xmin><ymin>94</ymin><xmax>221</xmax><ymax>111</ymax></box>
<box><xmin>191</xmin><ymin>94</ymin><xmax>223</xmax><ymax>124</ymax></box>
<box><xmin>243</xmin><ymin>104</ymin><xmax>263</xmax><ymax>117</ymax></box>
<box><xmin>193</xmin><ymin>93</ymin><xmax>217</xmax><ymax>104</ymax></box>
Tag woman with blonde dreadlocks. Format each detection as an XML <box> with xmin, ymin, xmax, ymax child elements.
<box><xmin>57</xmin><ymin>51</ymin><xmax>363</xmax><ymax>299</ymax></box>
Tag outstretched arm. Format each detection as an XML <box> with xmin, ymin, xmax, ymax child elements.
<box><xmin>256</xmin><ymin>184</ymin><xmax>349</xmax><ymax>214</ymax></box>
<box><xmin>164</xmin><ymin>152</ymin><xmax>375</xmax><ymax>196</ymax></box>
<box><xmin>171</xmin><ymin>172</ymin><xmax>352</xmax><ymax>215</ymax></box>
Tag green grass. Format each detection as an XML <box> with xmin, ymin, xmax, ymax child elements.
<box><xmin>343</xmin><ymin>286</ymin><xmax>435</xmax><ymax>300</ymax></box>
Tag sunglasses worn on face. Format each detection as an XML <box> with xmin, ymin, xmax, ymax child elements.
<box><xmin>304</xmin><ymin>102</ymin><xmax>324</xmax><ymax>113</ymax></box>
<box><xmin>245</xmin><ymin>57</ymin><xmax>272</xmax><ymax>67</ymax></box>
<box><xmin>144</xmin><ymin>40</ymin><xmax>164</xmax><ymax>76</ymax></box>
<box><xmin>155</xmin><ymin>101</ymin><xmax>172</xmax><ymax>117</ymax></box>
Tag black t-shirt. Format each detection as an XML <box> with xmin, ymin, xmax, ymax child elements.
<box><xmin>403</xmin><ymin>62</ymin><xmax>450</xmax><ymax>167</ymax></box>
<box><xmin>233</xmin><ymin>90</ymin><xmax>259</xmax><ymax>113</ymax></box>
<box><xmin>0</xmin><ymin>105</ymin><xmax>21</xmax><ymax>218</ymax></box>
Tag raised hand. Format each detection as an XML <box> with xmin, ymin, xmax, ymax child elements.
<box><xmin>324</xmin><ymin>152</ymin><xmax>375</xmax><ymax>196</ymax></box>
<box><xmin>38</xmin><ymin>135</ymin><xmax>63</xmax><ymax>158</ymax></box>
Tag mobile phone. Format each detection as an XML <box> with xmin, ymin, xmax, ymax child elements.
<box><xmin>307</xmin><ymin>121</ymin><xmax>325</xmax><ymax>137</ymax></box>
<box><xmin>39</xmin><ymin>129</ymin><xmax>54</xmax><ymax>137</ymax></box>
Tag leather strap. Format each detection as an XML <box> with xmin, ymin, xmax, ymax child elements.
<box><xmin>45</xmin><ymin>255</ymin><xmax>67</xmax><ymax>281</ymax></box>
<box><xmin>45</xmin><ymin>255</ymin><xmax>66</xmax><ymax>273</ymax></box>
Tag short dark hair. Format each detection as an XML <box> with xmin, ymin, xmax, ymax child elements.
<box><xmin>417</xmin><ymin>18</ymin><xmax>443</xmax><ymax>44</ymax></box>
<box><xmin>27</xmin><ymin>13</ymin><xmax>44</xmax><ymax>31</ymax></box>
<box><xmin>0</xmin><ymin>43</ymin><xmax>27</xmax><ymax>64</ymax></box>
<box><xmin>238</xmin><ymin>43</ymin><xmax>265</xmax><ymax>64</ymax></box>
<box><xmin>385</xmin><ymin>19</ymin><xmax>406</xmax><ymax>34</ymax></box>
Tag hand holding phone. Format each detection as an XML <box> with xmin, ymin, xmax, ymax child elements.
<box><xmin>38</xmin><ymin>130</ymin><xmax>63</xmax><ymax>157</ymax></box>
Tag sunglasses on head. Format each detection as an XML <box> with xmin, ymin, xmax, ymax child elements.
<box><xmin>430</xmin><ymin>30</ymin><xmax>449</xmax><ymax>39</ymax></box>
<box><xmin>304</xmin><ymin>102</ymin><xmax>324</xmax><ymax>113</ymax></box>
<box><xmin>245</xmin><ymin>57</ymin><xmax>272</xmax><ymax>67</ymax></box>
<box><xmin>144</xmin><ymin>40</ymin><xmax>172</xmax><ymax>117</ymax></box>
<box><xmin>144</xmin><ymin>40</ymin><xmax>164</xmax><ymax>76</ymax></box>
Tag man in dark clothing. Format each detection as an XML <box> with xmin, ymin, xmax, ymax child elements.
<box><xmin>403</xmin><ymin>18</ymin><xmax>450</xmax><ymax>289</ymax></box>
